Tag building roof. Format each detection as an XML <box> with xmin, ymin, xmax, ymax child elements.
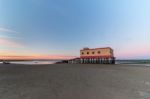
<box><xmin>80</xmin><ymin>47</ymin><xmax>113</xmax><ymax>51</ymax></box>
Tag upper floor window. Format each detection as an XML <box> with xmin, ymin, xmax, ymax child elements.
<box><xmin>110</xmin><ymin>50</ymin><xmax>113</xmax><ymax>54</ymax></box>
<box><xmin>82</xmin><ymin>52</ymin><xmax>84</xmax><ymax>55</ymax></box>
<box><xmin>98</xmin><ymin>51</ymin><xmax>101</xmax><ymax>54</ymax></box>
<box><xmin>87</xmin><ymin>52</ymin><xmax>89</xmax><ymax>54</ymax></box>
<box><xmin>92</xmin><ymin>52</ymin><xmax>95</xmax><ymax>54</ymax></box>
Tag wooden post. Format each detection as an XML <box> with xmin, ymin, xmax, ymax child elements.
<box><xmin>86</xmin><ymin>59</ymin><xmax>87</xmax><ymax>64</ymax></box>
<box><xmin>106</xmin><ymin>58</ymin><xmax>108</xmax><ymax>64</ymax></box>
<box><xmin>97</xmin><ymin>58</ymin><xmax>99</xmax><ymax>64</ymax></box>
<box><xmin>99</xmin><ymin>58</ymin><xmax>101</xmax><ymax>64</ymax></box>
<box><xmin>100</xmin><ymin>58</ymin><xmax>102</xmax><ymax>64</ymax></box>
<box><xmin>81</xmin><ymin>58</ymin><xmax>83</xmax><ymax>64</ymax></box>
<box><xmin>95</xmin><ymin>58</ymin><xmax>97</xmax><ymax>64</ymax></box>
<box><xmin>86</xmin><ymin>58</ymin><xmax>88</xmax><ymax>64</ymax></box>
<box><xmin>102</xmin><ymin>58</ymin><xmax>104</xmax><ymax>64</ymax></box>
<box><xmin>112</xmin><ymin>57</ymin><xmax>115</xmax><ymax>64</ymax></box>
<box><xmin>105</xmin><ymin>58</ymin><xmax>107</xmax><ymax>64</ymax></box>
<box><xmin>96</xmin><ymin>58</ymin><xmax>98</xmax><ymax>64</ymax></box>
<box><xmin>108</xmin><ymin>58</ymin><xmax>110</xmax><ymax>64</ymax></box>
<box><xmin>103</xmin><ymin>58</ymin><xmax>105</xmax><ymax>64</ymax></box>
<box><xmin>82</xmin><ymin>58</ymin><xmax>84</xmax><ymax>64</ymax></box>
<box><xmin>90</xmin><ymin>58</ymin><xmax>91</xmax><ymax>64</ymax></box>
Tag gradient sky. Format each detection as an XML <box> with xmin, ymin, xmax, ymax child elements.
<box><xmin>0</xmin><ymin>0</ymin><xmax>150</xmax><ymax>59</ymax></box>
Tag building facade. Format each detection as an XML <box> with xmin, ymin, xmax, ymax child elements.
<box><xmin>68</xmin><ymin>47</ymin><xmax>115</xmax><ymax>64</ymax></box>
<box><xmin>79</xmin><ymin>47</ymin><xmax>115</xmax><ymax>64</ymax></box>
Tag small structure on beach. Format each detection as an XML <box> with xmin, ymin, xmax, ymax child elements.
<box><xmin>68</xmin><ymin>47</ymin><xmax>115</xmax><ymax>64</ymax></box>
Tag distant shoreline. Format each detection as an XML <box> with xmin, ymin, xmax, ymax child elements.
<box><xmin>1</xmin><ymin>60</ymin><xmax>150</xmax><ymax>66</ymax></box>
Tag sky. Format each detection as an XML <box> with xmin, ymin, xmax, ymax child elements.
<box><xmin>0</xmin><ymin>0</ymin><xmax>150</xmax><ymax>59</ymax></box>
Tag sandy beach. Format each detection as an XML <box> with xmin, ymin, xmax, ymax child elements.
<box><xmin>0</xmin><ymin>64</ymin><xmax>150</xmax><ymax>99</ymax></box>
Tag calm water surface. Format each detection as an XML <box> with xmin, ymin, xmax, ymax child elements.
<box><xmin>9</xmin><ymin>60</ymin><xmax>61</xmax><ymax>65</ymax></box>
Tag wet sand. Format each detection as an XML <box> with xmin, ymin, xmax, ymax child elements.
<box><xmin>0</xmin><ymin>64</ymin><xmax>150</xmax><ymax>99</ymax></box>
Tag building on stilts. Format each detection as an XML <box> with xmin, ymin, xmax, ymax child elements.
<box><xmin>68</xmin><ymin>47</ymin><xmax>115</xmax><ymax>64</ymax></box>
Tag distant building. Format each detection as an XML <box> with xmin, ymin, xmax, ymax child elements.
<box><xmin>80</xmin><ymin>47</ymin><xmax>115</xmax><ymax>64</ymax></box>
<box><xmin>80</xmin><ymin>47</ymin><xmax>114</xmax><ymax>59</ymax></box>
<box><xmin>68</xmin><ymin>47</ymin><xmax>115</xmax><ymax>64</ymax></box>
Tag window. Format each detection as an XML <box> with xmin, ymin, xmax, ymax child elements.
<box><xmin>82</xmin><ymin>52</ymin><xmax>84</xmax><ymax>55</ymax></box>
<box><xmin>98</xmin><ymin>51</ymin><xmax>101</xmax><ymax>54</ymax></box>
<box><xmin>110</xmin><ymin>50</ymin><xmax>113</xmax><ymax>54</ymax></box>
<box><xmin>87</xmin><ymin>52</ymin><xmax>89</xmax><ymax>54</ymax></box>
<box><xmin>92</xmin><ymin>52</ymin><xmax>95</xmax><ymax>54</ymax></box>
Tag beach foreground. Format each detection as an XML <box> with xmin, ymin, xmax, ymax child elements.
<box><xmin>0</xmin><ymin>64</ymin><xmax>150</xmax><ymax>99</ymax></box>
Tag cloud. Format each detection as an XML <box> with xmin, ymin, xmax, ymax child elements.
<box><xmin>0</xmin><ymin>54</ymin><xmax>77</xmax><ymax>60</ymax></box>
<box><xmin>0</xmin><ymin>38</ymin><xmax>24</xmax><ymax>48</ymax></box>
<box><xmin>0</xmin><ymin>27</ymin><xmax>19</xmax><ymax>33</ymax></box>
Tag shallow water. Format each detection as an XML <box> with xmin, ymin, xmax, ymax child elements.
<box><xmin>116</xmin><ymin>60</ymin><xmax>150</xmax><ymax>66</ymax></box>
<box><xmin>10</xmin><ymin>60</ymin><xmax>61</xmax><ymax>65</ymax></box>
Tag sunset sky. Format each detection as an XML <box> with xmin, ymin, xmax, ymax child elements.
<box><xmin>0</xmin><ymin>0</ymin><xmax>150</xmax><ymax>59</ymax></box>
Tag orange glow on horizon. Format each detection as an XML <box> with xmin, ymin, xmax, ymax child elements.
<box><xmin>0</xmin><ymin>50</ymin><xmax>76</xmax><ymax>60</ymax></box>
<box><xmin>0</xmin><ymin>55</ymin><xmax>77</xmax><ymax>60</ymax></box>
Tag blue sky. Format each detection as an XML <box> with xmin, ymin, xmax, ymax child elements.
<box><xmin>0</xmin><ymin>0</ymin><xmax>150</xmax><ymax>59</ymax></box>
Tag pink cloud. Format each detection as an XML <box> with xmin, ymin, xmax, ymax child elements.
<box><xmin>0</xmin><ymin>38</ymin><xmax>24</xmax><ymax>48</ymax></box>
<box><xmin>0</xmin><ymin>55</ymin><xmax>77</xmax><ymax>60</ymax></box>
